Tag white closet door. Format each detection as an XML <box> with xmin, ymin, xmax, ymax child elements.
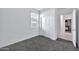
<box><xmin>72</xmin><ymin>9</ymin><xmax>77</xmax><ymax>47</ymax></box>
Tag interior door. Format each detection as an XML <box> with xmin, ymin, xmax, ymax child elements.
<box><xmin>72</xmin><ymin>9</ymin><xmax>77</xmax><ymax>47</ymax></box>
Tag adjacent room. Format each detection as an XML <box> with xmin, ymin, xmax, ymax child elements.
<box><xmin>0</xmin><ymin>8</ymin><xmax>79</xmax><ymax>51</ymax></box>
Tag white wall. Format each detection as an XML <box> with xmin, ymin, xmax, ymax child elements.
<box><xmin>40</xmin><ymin>9</ymin><xmax>57</xmax><ymax>40</ymax></box>
<box><xmin>55</xmin><ymin>9</ymin><xmax>60</xmax><ymax>38</ymax></box>
<box><xmin>0</xmin><ymin>8</ymin><xmax>39</xmax><ymax>48</ymax></box>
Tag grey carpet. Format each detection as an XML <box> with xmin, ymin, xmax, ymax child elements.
<box><xmin>0</xmin><ymin>36</ymin><xmax>79</xmax><ymax>51</ymax></box>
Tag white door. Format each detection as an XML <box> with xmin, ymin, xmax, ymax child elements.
<box><xmin>72</xmin><ymin>9</ymin><xmax>77</xmax><ymax>47</ymax></box>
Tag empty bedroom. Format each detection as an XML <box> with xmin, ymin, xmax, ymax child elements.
<box><xmin>0</xmin><ymin>8</ymin><xmax>79</xmax><ymax>51</ymax></box>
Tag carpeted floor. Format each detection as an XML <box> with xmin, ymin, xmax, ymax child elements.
<box><xmin>0</xmin><ymin>35</ymin><xmax>79</xmax><ymax>51</ymax></box>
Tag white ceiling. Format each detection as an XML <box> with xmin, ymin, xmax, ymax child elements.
<box><xmin>35</xmin><ymin>8</ymin><xmax>44</xmax><ymax>10</ymax></box>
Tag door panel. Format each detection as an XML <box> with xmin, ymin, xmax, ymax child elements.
<box><xmin>72</xmin><ymin>9</ymin><xmax>76</xmax><ymax>47</ymax></box>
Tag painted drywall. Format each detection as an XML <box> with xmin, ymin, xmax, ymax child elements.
<box><xmin>0</xmin><ymin>8</ymin><xmax>39</xmax><ymax>48</ymax></box>
<box><xmin>40</xmin><ymin>9</ymin><xmax>57</xmax><ymax>40</ymax></box>
<box><xmin>55</xmin><ymin>9</ymin><xmax>60</xmax><ymax>38</ymax></box>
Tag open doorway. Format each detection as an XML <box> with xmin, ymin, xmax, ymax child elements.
<box><xmin>59</xmin><ymin>14</ymin><xmax>72</xmax><ymax>41</ymax></box>
<box><xmin>58</xmin><ymin>9</ymin><xmax>77</xmax><ymax>48</ymax></box>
